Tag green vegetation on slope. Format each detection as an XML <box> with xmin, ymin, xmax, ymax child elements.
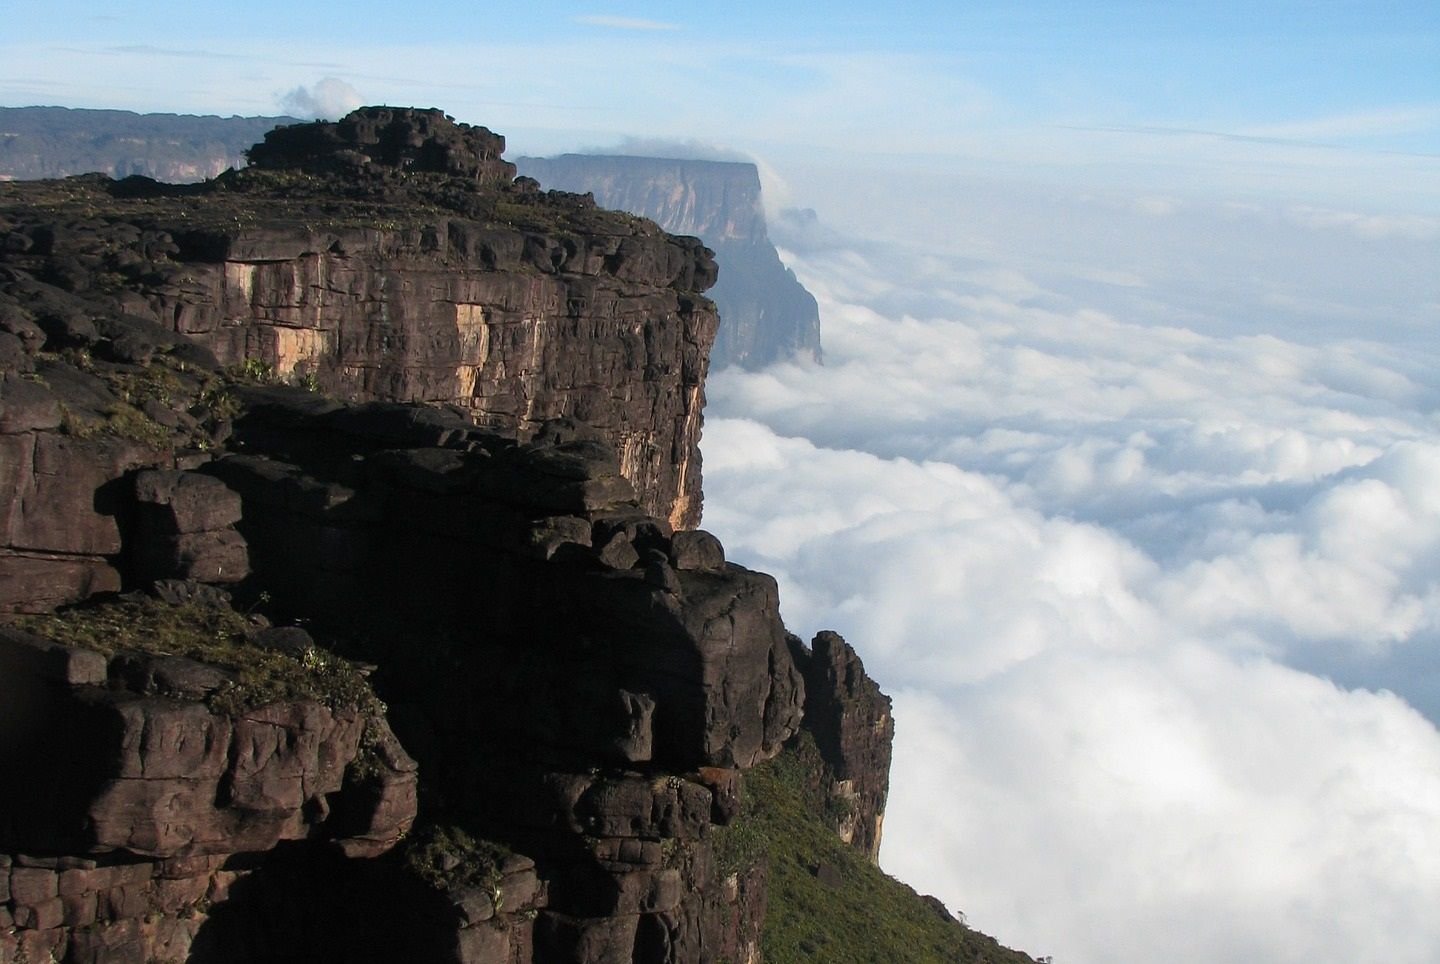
<box><xmin>716</xmin><ymin>736</ymin><xmax>1037</xmax><ymax>964</ymax></box>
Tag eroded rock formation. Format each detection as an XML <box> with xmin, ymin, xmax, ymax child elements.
<box><xmin>0</xmin><ymin>108</ymin><xmax>900</xmax><ymax>963</ymax></box>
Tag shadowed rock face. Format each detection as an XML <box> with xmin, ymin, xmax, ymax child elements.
<box><xmin>515</xmin><ymin>154</ymin><xmax>822</xmax><ymax>371</ymax></box>
<box><xmin>0</xmin><ymin>383</ymin><xmax>807</xmax><ymax>961</ymax></box>
<box><xmin>0</xmin><ymin>110</ymin><xmax>899</xmax><ymax>964</ymax></box>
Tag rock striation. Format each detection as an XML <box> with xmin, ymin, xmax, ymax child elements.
<box><xmin>514</xmin><ymin>155</ymin><xmax>822</xmax><ymax>371</ymax></box>
<box><xmin>0</xmin><ymin>108</ymin><xmax>904</xmax><ymax>963</ymax></box>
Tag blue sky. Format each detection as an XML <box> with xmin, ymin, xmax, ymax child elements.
<box><xmin>5</xmin><ymin>0</ymin><xmax>1438</xmax><ymax>209</ymax></box>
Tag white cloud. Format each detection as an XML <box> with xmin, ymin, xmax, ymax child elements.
<box><xmin>887</xmin><ymin>662</ymin><xmax>1440</xmax><ymax>964</ymax></box>
<box><xmin>277</xmin><ymin>76</ymin><xmax>362</xmax><ymax>120</ymax></box>
<box><xmin>1132</xmin><ymin>194</ymin><xmax>1181</xmax><ymax>217</ymax></box>
<box><xmin>573</xmin><ymin>15</ymin><xmax>680</xmax><ymax>32</ymax></box>
<box><xmin>699</xmin><ymin>199</ymin><xmax>1440</xmax><ymax>963</ymax></box>
<box><xmin>704</xmin><ymin>413</ymin><xmax>1440</xmax><ymax>963</ymax></box>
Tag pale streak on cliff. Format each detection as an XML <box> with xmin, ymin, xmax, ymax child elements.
<box><xmin>453</xmin><ymin>303</ymin><xmax>491</xmax><ymax>398</ymax></box>
<box><xmin>671</xmin><ymin>383</ymin><xmax>703</xmax><ymax>529</ymax></box>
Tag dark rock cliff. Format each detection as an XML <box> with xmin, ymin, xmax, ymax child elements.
<box><xmin>514</xmin><ymin>155</ymin><xmax>822</xmax><ymax>371</ymax></box>
<box><xmin>0</xmin><ymin>108</ymin><xmax>918</xmax><ymax>963</ymax></box>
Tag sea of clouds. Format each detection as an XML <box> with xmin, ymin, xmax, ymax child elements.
<box><xmin>698</xmin><ymin>178</ymin><xmax>1440</xmax><ymax>964</ymax></box>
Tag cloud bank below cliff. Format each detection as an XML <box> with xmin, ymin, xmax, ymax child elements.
<box><xmin>700</xmin><ymin>187</ymin><xmax>1440</xmax><ymax>964</ymax></box>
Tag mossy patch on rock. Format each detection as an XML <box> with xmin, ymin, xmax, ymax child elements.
<box><xmin>403</xmin><ymin>823</ymin><xmax>513</xmax><ymax>897</ymax></box>
<box><xmin>17</xmin><ymin>594</ymin><xmax>384</xmax><ymax>720</ymax></box>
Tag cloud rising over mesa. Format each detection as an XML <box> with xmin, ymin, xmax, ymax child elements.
<box><xmin>699</xmin><ymin>184</ymin><xmax>1440</xmax><ymax>964</ymax></box>
<box><xmin>279</xmin><ymin>77</ymin><xmax>363</xmax><ymax>121</ymax></box>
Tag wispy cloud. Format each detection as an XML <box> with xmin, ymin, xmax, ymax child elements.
<box><xmin>104</xmin><ymin>44</ymin><xmax>250</xmax><ymax>61</ymax></box>
<box><xmin>1285</xmin><ymin>204</ymin><xmax>1440</xmax><ymax>241</ymax></box>
<box><xmin>1055</xmin><ymin>121</ymin><xmax>1440</xmax><ymax>158</ymax></box>
<box><xmin>574</xmin><ymin>135</ymin><xmax>751</xmax><ymax>162</ymax></box>
<box><xmin>1241</xmin><ymin>105</ymin><xmax>1440</xmax><ymax>143</ymax></box>
<box><xmin>573</xmin><ymin>15</ymin><xmax>681</xmax><ymax>32</ymax></box>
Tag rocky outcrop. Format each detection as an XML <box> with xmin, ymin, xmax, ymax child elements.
<box><xmin>0</xmin><ymin>109</ymin><xmax>909</xmax><ymax>964</ymax></box>
<box><xmin>515</xmin><ymin>155</ymin><xmax>822</xmax><ymax>370</ymax></box>
<box><xmin>0</xmin><ymin>621</ymin><xmax>415</xmax><ymax>858</ymax></box>
<box><xmin>791</xmin><ymin>631</ymin><xmax>894</xmax><ymax>861</ymax></box>
<box><xmin>0</xmin><ymin>617</ymin><xmax>418</xmax><ymax>962</ymax></box>
<box><xmin>246</xmin><ymin>107</ymin><xmax>514</xmax><ymax>183</ymax></box>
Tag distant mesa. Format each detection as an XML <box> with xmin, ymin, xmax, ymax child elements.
<box><xmin>516</xmin><ymin>153</ymin><xmax>823</xmax><ymax>370</ymax></box>
<box><xmin>0</xmin><ymin>105</ymin><xmax>296</xmax><ymax>182</ymax></box>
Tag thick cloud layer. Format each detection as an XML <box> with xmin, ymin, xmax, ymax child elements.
<box><xmin>699</xmin><ymin>192</ymin><xmax>1440</xmax><ymax>963</ymax></box>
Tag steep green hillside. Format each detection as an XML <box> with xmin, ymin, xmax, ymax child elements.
<box><xmin>718</xmin><ymin>738</ymin><xmax>1038</xmax><ymax>964</ymax></box>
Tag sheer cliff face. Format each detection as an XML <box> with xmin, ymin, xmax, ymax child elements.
<box><xmin>515</xmin><ymin>154</ymin><xmax>822</xmax><ymax>371</ymax></box>
<box><xmin>156</xmin><ymin>219</ymin><xmax>715</xmax><ymax>530</ymax></box>
<box><xmin>516</xmin><ymin>155</ymin><xmax>767</xmax><ymax>243</ymax></box>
